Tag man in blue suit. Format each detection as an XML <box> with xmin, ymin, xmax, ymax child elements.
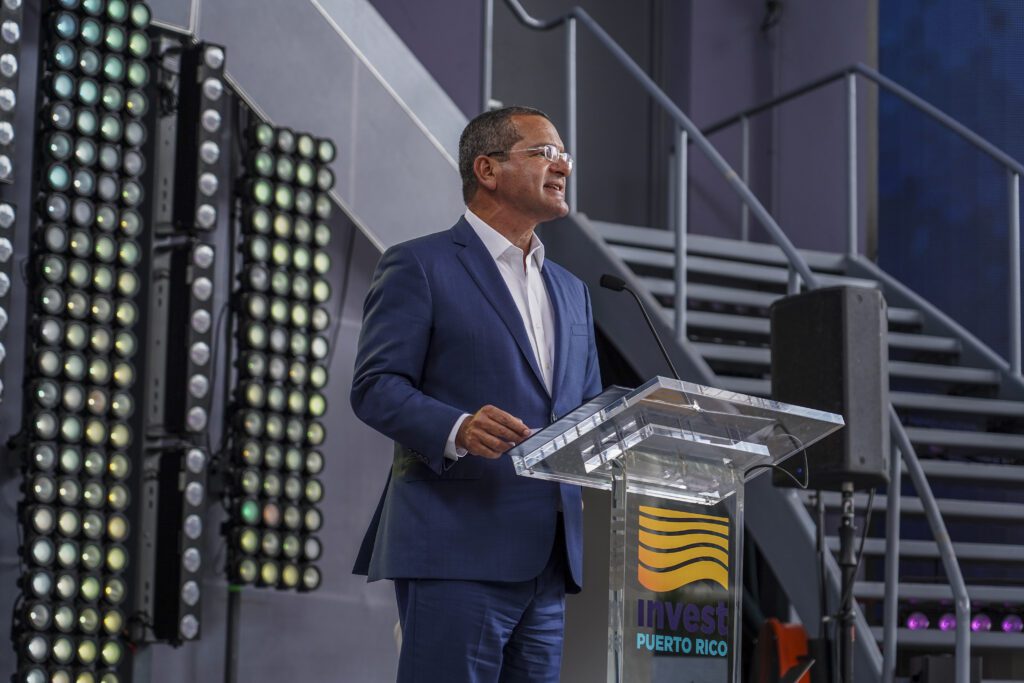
<box><xmin>351</xmin><ymin>105</ymin><xmax>603</xmax><ymax>682</ymax></box>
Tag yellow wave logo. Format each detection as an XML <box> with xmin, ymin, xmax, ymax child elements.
<box><xmin>637</xmin><ymin>505</ymin><xmax>730</xmax><ymax>592</ymax></box>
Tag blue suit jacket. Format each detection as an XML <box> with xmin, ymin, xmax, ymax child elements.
<box><xmin>350</xmin><ymin>217</ymin><xmax>602</xmax><ymax>591</ymax></box>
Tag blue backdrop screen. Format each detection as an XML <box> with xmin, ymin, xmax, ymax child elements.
<box><xmin>880</xmin><ymin>1</ymin><xmax>1024</xmax><ymax>356</ymax></box>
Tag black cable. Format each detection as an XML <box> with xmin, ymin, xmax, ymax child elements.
<box><xmin>742</xmin><ymin>449</ymin><xmax>810</xmax><ymax>488</ymax></box>
<box><xmin>838</xmin><ymin>487</ymin><xmax>875</xmax><ymax>611</ymax></box>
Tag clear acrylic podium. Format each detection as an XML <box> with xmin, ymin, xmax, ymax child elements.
<box><xmin>507</xmin><ymin>377</ymin><xmax>844</xmax><ymax>682</ymax></box>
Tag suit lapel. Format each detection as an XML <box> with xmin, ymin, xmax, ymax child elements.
<box><xmin>543</xmin><ymin>265</ymin><xmax>570</xmax><ymax>407</ymax></box>
<box><xmin>452</xmin><ymin>219</ymin><xmax>547</xmax><ymax>392</ymax></box>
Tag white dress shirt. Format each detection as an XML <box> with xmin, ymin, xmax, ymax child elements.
<box><xmin>444</xmin><ymin>209</ymin><xmax>557</xmax><ymax>460</ymax></box>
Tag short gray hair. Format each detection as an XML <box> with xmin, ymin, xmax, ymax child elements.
<box><xmin>458</xmin><ymin>106</ymin><xmax>550</xmax><ymax>203</ymax></box>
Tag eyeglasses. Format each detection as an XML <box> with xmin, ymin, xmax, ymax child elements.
<box><xmin>487</xmin><ymin>144</ymin><xmax>573</xmax><ymax>171</ymax></box>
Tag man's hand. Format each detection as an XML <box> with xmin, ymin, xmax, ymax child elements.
<box><xmin>456</xmin><ymin>405</ymin><xmax>532</xmax><ymax>459</ymax></box>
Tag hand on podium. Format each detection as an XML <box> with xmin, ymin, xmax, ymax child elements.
<box><xmin>456</xmin><ymin>404</ymin><xmax>532</xmax><ymax>458</ymax></box>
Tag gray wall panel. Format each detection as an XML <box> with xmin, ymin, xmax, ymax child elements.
<box><xmin>196</xmin><ymin>0</ymin><xmax>464</xmax><ymax>250</ymax></box>
<box><xmin>150</xmin><ymin>0</ymin><xmax>190</xmax><ymax>29</ymax></box>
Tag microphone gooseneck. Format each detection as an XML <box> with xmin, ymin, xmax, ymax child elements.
<box><xmin>599</xmin><ymin>273</ymin><xmax>681</xmax><ymax>381</ymax></box>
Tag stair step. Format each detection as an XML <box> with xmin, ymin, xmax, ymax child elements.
<box><xmin>888</xmin><ymin>331</ymin><xmax>961</xmax><ymax>354</ymax></box>
<box><xmin>890</xmin><ymin>391</ymin><xmax>1024</xmax><ymax>417</ymax></box>
<box><xmin>801</xmin><ymin>491</ymin><xmax>1024</xmax><ymax>522</ymax></box>
<box><xmin>592</xmin><ymin>221</ymin><xmax>846</xmax><ymax>271</ymax></box>
<box><xmin>687</xmin><ymin>311</ymin><xmax>770</xmax><ymax>335</ymax></box>
<box><xmin>712</xmin><ymin>376</ymin><xmax>1024</xmax><ymax>419</ymax></box>
<box><xmin>610</xmin><ymin>246</ymin><xmax>878</xmax><ymax>290</ymax></box>
<box><xmin>693</xmin><ymin>343</ymin><xmax>771</xmax><ymax>365</ymax></box>
<box><xmin>888</xmin><ymin>361</ymin><xmax>1000</xmax><ymax>385</ymax></box>
<box><xmin>694</xmin><ymin>340</ymin><xmax>999</xmax><ymax>386</ymax></box>
<box><xmin>648</xmin><ymin>280</ymin><xmax>923</xmax><ymax>326</ymax></box>
<box><xmin>856</xmin><ymin>581</ymin><xmax>1024</xmax><ymax>603</ymax></box>
<box><xmin>870</xmin><ymin>627</ymin><xmax>1024</xmax><ymax>650</ymax></box>
<box><xmin>825</xmin><ymin>537</ymin><xmax>1024</xmax><ymax>562</ymax></box>
<box><xmin>915</xmin><ymin>459</ymin><xmax>1024</xmax><ymax>484</ymax></box>
<box><xmin>904</xmin><ymin>426</ymin><xmax>1024</xmax><ymax>453</ymax></box>
<box><xmin>685</xmin><ymin>311</ymin><xmax>961</xmax><ymax>353</ymax></box>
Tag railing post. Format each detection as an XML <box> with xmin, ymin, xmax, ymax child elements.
<box><xmin>674</xmin><ymin>128</ymin><xmax>688</xmax><ymax>341</ymax></box>
<box><xmin>1009</xmin><ymin>169</ymin><xmax>1021</xmax><ymax>375</ymax></box>
<box><xmin>480</xmin><ymin>0</ymin><xmax>494</xmax><ymax>113</ymax></box>
<box><xmin>787</xmin><ymin>267</ymin><xmax>800</xmax><ymax>296</ymax></box>
<box><xmin>741</xmin><ymin>115</ymin><xmax>750</xmax><ymax>242</ymax></box>
<box><xmin>565</xmin><ymin>16</ymin><xmax>578</xmax><ymax>213</ymax></box>
<box><xmin>846</xmin><ymin>72</ymin><xmax>858</xmax><ymax>256</ymax></box>
<box><xmin>881</xmin><ymin>440</ymin><xmax>902</xmax><ymax>683</ymax></box>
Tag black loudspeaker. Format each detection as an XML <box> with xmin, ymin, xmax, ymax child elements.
<box><xmin>770</xmin><ymin>286</ymin><xmax>890</xmax><ymax>491</ymax></box>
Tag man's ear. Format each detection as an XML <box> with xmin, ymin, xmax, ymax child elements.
<box><xmin>473</xmin><ymin>155</ymin><xmax>499</xmax><ymax>193</ymax></box>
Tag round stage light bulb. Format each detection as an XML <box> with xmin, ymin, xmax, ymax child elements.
<box><xmin>185</xmin><ymin>482</ymin><xmax>204</xmax><ymax>507</ymax></box>
<box><xmin>198</xmin><ymin>171</ymin><xmax>218</xmax><ymax>196</ymax></box>
<box><xmin>193</xmin><ymin>244</ymin><xmax>215</xmax><ymax>268</ymax></box>
<box><xmin>200</xmin><ymin>140</ymin><xmax>220</xmax><ymax>164</ymax></box>
<box><xmin>186</xmin><ymin>407</ymin><xmax>208</xmax><ymax>432</ymax></box>
<box><xmin>971</xmin><ymin>614</ymin><xmax>991</xmax><ymax>632</ymax></box>
<box><xmin>196</xmin><ymin>203</ymin><xmax>216</xmax><ymax>229</ymax></box>
<box><xmin>302</xmin><ymin>566</ymin><xmax>322</xmax><ymax>591</ymax></box>
<box><xmin>906</xmin><ymin>611</ymin><xmax>929</xmax><ymax>630</ymax></box>
<box><xmin>201</xmin><ymin>109</ymin><xmax>221</xmax><ymax>133</ymax></box>
<box><xmin>184</xmin><ymin>514</ymin><xmax>202</xmax><ymax>539</ymax></box>
<box><xmin>186</xmin><ymin>448</ymin><xmax>206</xmax><ymax>473</ymax></box>
<box><xmin>190</xmin><ymin>309</ymin><xmax>211</xmax><ymax>334</ymax></box>
<box><xmin>188</xmin><ymin>373</ymin><xmax>209</xmax><ymax>398</ymax></box>
<box><xmin>0</xmin><ymin>53</ymin><xmax>17</xmax><ymax>77</ymax></box>
<box><xmin>202</xmin><ymin>78</ymin><xmax>223</xmax><ymax>101</ymax></box>
<box><xmin>101</xmin><ymin>639</ymin><xmax>123</xmax><ymax>666</ymax></box>
<box><xmin>182</xmin><ymin>581</ymin><xmax>200</xmax><ymax>606</ymax></box>
<box><xmin>190</xmin><ymin>341</ymin><xmax>211</xmax><ymax>366</ymax></box>
<box><xmin>192</xmin><ymin>276</ymin><xmax>213</xmax><ymax>302</ymax></box>
<box><xmin>182</xmin><ymin>548</ymin><xmax>201</xmax><ymax>573</ymax></box>
<box><xmin>1</xmin><ymin>20</ymin><xmax>19</xmax><ymax>44</ymax></box>
<box><xmin>204</xmin><ymin>46</ymin><xmax>224</xmax><ymax>69</ymax></box>
<box><xmin>1002</xmin><ymin>614</ymin><xmax>1023</xmax><ymax>633</ymax></box>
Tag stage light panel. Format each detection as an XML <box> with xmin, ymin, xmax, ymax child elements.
<box><xmin>223</xmin><ymin>118</ymin><xmax>335</xmax><ymax>592</ymax></box>
<box><xmin>14</xmin><ymin>2</ymin><xmax>153</xmax><ymax>679</ymax></box>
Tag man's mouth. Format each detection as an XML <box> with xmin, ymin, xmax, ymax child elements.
<box><xmin>544</xmin><ymin>182</ymin><xmax>565</xmax><ymax>194</ymax></box>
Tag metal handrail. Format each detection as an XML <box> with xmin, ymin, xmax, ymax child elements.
<box><xmin>495</xmin><ymin>0</ymin><xmax>820</xmax><ymax>291</ymax></box>
<box><xmin>703</xmin><ymin>63</ymin><xmax>1024</xmax><ymax>175</ymax></box>
<box><xmin>489</xmin><ymin>5</ymin><xmax>978</xmax><ymax>683</ymax></box>
<box><xmin>701</xmin><ymin>62</ymin><xmax>1023</xmax><ymax>376</ymax></box>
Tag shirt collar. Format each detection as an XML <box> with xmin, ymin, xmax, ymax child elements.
<box><xmin>464</xmin><ymin>208</ymin><xmax>545</xmax><ymax>270</ymax></box>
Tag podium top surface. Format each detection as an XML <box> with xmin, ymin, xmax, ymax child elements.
<box><xmin>507</xmin><ymin>376</ymin><xmax>844</xmax><ymax>504</ymax></box>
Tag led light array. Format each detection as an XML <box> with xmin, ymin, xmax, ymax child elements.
<box><xmin>155</xmin><ymin>42</ymin><xmax>226</xmax><ymax>643</ymax></box>
<box><xmin>0</xmin><ymin>0</ymin><xmax>22</xmax><ymax>181</ymax></box>
<box><xmin>0</xmin><ymin>201</ymin><xmax>12</xmax><ymax>399</ymax></box>
<box><xmin>904</xmin><ymin>608</ymin><xmax>1024</xmax><ymax>634</ymax></box>
<box><xmin>226</xmin><ymin>121</ymin><xmax>336</xmax><ymax>591</ymax></box>
<box><xmin>179</xmin><ymin>44</ymin><xmax>223</xmax><ymax>439</ymax></box>
<box><xmin>14</xmin><ymin>2</ymin><xmax>153</xmax><ymax>682</ymax></box>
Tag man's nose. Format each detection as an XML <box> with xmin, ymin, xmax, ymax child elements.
<box><xmin>552</xmin><ymin>158</ymin><xmax>571</xmax><ymax>176</ymax></box>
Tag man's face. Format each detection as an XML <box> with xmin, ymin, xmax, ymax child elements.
<box><xmin>494</xmin><ymin>115</ymin><xmax>572</xmax><ymax>223</ymax></box>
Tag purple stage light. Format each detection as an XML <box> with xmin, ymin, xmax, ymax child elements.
<box><xmin>1001</xmin><ymin>614</ymin><xmax>1023</xmax><ymax>633</ymax></box>
<box><xmin>906</xmin><ymin>611</ymin><xmax>930</xmax><ymax>630</ymax></box>
<box><xmin>971</xmin><ymin>613</ymin><xmax>992</xmax><ymax>632</ymax></box>
<box><xmin>938</xmin><ymin>613</ymin><xmax>957</xmax><ymax>631</ymax></box>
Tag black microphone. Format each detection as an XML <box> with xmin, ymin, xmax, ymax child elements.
<box><xmin>599</xmin><ymin>274</ymin><xmax>681</xmax><ymax>381</ymax></box>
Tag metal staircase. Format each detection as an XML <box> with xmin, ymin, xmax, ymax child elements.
<box><xmin>592</xmin><ymin>218</ymin><xmax>1024</xmax><ymax>661</ymax></box>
